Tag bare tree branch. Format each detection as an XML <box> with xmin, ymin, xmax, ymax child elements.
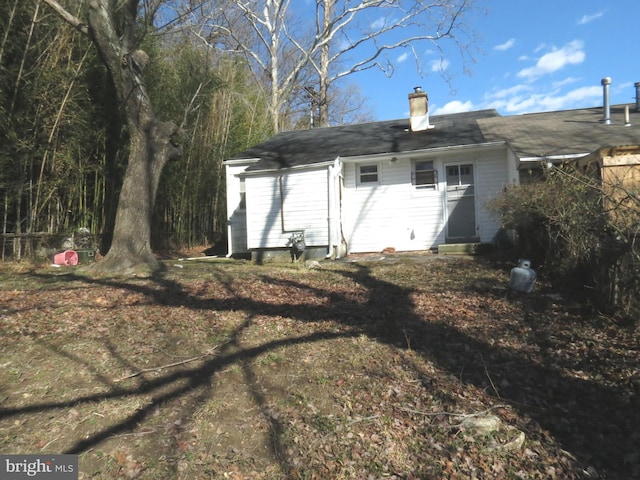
<box><xmin>180</xmin><ymin>0</ymin><xmax>477</xmax><ymax>130</ymax></box>
<box><xmin>41</xmin><ymin>0</ymin><xmax>89</xmax><ymax>35</ymax></box>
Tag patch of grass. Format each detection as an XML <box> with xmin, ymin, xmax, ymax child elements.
<box><xmin>260</xmin><ymin>352</ymin><xmax>285</xmax><ymax>367</ymax></box>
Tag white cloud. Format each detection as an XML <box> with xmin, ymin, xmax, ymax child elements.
<box><xmin>537</xmin><ymin>86</ymin><xmax>601</xmax><ymax>110</ymax></box>
<box><xmin>517</xmin><ymin>40</ymin><xmax>585</xmax><ymax>80</ymax></box>
<box><xmin>483</xmin><ymin>84</ymin><xmax>601</xmax><ymax>115</ymax></box>
<box><xmin>478</xmin><ymin>75</ymin><xmax>605</xmax><ymax>115</ymax></box>
<box><xmin>578</xmin><ymin>11</ymin><xmax>604</xmax><ymax>25</ymax></box>
<box><xmin>494</xmin><ymin>38</ymin><xmax>516</xmax><ymax>52</ymax></box>
<box><xmin>370</xmin><ymin>17</ymin><xmax>387</xmax><ymax>30</ymax></box>
<box><xmin>397</xmin><ymin>52</ymin><xmax>410</xmax><ymax>63</ymax></box>
<box><xmin>551</xmin><ymin>76</ymin><xmax>579</xmax><ymax>89</ymax></box>
<box><xmin>534</xmin><ymin>86</ymin><xmax>602</xmax><ymax>111</ymax></box>
<box><xmin>486</xmin><ymin>84</ymin><xmax>531</xmax><ymax>101</ymax></box>
<box><xmin>483</xmin><ymin>86</ymin><xmax>535</xmax><ymax>113</ymax></box>
<box><xmin>430</xmin><ymin>58</ymin><xmax>450</xmax><ymax>73</ymax></box>
<box><xmin>501</xmin><ymin>96</ymin><xmax>538</xmax><ymax>114</ymax></box>
<box><xmin>432</xmin><ymin>100</ymin><xmax>474</xmax><ymax>115</ymax></box>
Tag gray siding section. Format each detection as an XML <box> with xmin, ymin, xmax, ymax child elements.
<box><xmin>475</xmin><ymin>151</ymin><xmax>509</xmax><ymax>243</ymax></box>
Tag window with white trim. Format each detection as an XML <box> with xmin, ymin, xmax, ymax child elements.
<box><xmin>412</xmin><ymin>160</ymin><xmax>437</xmax><ymax>189</ymax></box>
<box><xmin>358</xmin><ymin>164</ymin><xmax>379</xmax><ymax>185</ymax></box>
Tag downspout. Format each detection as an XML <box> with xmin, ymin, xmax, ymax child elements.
<box><xmin>279</xmin><ymin>175</ymin><xmax>287</xmax><ymax>233</ymax></box>
<box><xmin>336</xmin><ymin>157</ymin><xmax>346</xmax><ymax>258</ymax></box>
<box><xmin>326</xmin><ymin>166</ymin><xmax>333</xmax><ymax>259</ymax></box>
<box><xmin>226</xmin><ymin>222</ymin><xmax>233</xmax><ymax>257</ymax></box>
<box><xmin>225</xmin><ymin>168</ymin><xmax>235</xmax><ymax>257</ymax></box>
<box><xmin>326</xmin><ymin>157</ymin><xmax>343</xmax><ymax>259</ymax></box>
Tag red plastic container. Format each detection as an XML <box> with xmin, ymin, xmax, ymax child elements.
<box><xmin>53</xmin><ymin>250</ymin><xmax>78</xmax><ymax>266</ymax></box>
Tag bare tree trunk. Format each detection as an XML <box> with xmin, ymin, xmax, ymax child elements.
<box><xmin>43</xmin><ymin>0</ymin><xmax>181</xmax><ymax>274</ymax></box>
<box><xmin>269</xmin><ymin>34</ymin><xmax>281</xmax><ymax>133</ymax></box>
<box><xmin>318</xmin><ymin>0</ymin><xmax>332</xmax><ymax>127</ymax></box>
<box><xmin>104</xmin><ymin>121</ymin><xmax>177</xmax><ymax>272</ymax></box>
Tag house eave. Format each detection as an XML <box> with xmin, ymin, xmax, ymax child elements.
<box><xmin>223</xmin><ymin>157</ymin><xmax>261</xmax><ymax>166</ymax></box>
<box><xmin>339</xmin><ymin>141</ymin><xmax>507</xmax><ymax>163</ymax></box>
<box><xmin>238</xmin><ymin>159</ymin><xmax>337</xmax><ymax>176</ymax></box>
<box><xmin>517</xmin><ymin>153</ymin><xmax>590</xmax><ymax>169</ymax></box>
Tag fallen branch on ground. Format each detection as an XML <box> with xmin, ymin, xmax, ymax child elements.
<box><xmin>114</xmin><ymin>342</ymin><xmax>230</xmax><ymax>382</ymax></box>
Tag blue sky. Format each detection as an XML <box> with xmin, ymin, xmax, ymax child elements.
<box><xmin>351</xmin><ymin>0</ymin><xmax>639</xmax><ymax>120</ymax></box>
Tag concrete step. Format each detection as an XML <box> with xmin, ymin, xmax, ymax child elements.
<box><xmin>437</xmin><ymin>242</ymin><xmax>492</xmax><ymax>255</ymax></box>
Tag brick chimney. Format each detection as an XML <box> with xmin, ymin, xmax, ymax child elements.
<box><xmin>409</xmin><ymin>87</ymin><xmax>433</xmax><ymax>132</ymax></box>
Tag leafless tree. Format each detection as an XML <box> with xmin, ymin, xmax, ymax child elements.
<box><xmin>183</xmin><ymin>0</ymin><xmax>478</xmax><ymax>131</ymax></box>
<box><xmin>312</xmin><ymin>0</ymin><xmax>477</xmax><ymax>126</ymax></box>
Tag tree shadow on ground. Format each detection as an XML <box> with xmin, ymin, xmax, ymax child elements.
<box><xmin>336</xmin><ymin>264</ymin><xmax>639</xmax><ymax>478</ymax></box>
<box><xmin>1</xmin><ymin>261</ymin><xmax>638</xmax><ymax>478</ymax></box>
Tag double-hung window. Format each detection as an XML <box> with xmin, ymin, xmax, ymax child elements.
<box><xmin>412</xmin><ymin>160</ymin><xmax>437</xmax><ymax>189</ymax></box>
<box><xmin>358</xmin><ymin>164</ymin><xmax>379</xmax><ymax>185</ymax></box>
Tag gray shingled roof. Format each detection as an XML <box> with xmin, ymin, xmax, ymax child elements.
<box><xmin>231</xmin><ymin>109</ymin><xmax>500</xmax><ymax>172</ymax></box>
<box><xmin>229</xmin><ymin>104</ymin><xmax>640</xmax><ymax>172</ymax></box>
<box><xmin>478</xmin><ymin>104</ymin><xmax>640</xmax><ymax>159</ymax></box>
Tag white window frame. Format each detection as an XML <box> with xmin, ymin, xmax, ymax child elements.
<box><xmin>357</xmin><ymin>163</ymin><xmax>380</xmax><ymax>186</ymax></box>
<box><xmin>412</xmin><ymin>160</ymin><xmax>438</xmax><ymax>190</ymax></box>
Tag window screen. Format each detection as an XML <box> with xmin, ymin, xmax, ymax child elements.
<box><xmin>359</xmin><ymin>164</ymin><xmax>379</xmax><ymax>184</ymax></box>
<box><xmin>413</xmin><ymin>160</ymin><xmax>437</xmax><ymax>188</ymax></box>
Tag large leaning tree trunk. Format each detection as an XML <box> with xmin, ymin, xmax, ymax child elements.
<box><xmin>43</xmin><ymin>0</ymin><xmax>181</xmax><ymax>275</ymax></box>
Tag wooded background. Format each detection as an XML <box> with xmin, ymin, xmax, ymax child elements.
<box><xmin>2</xmin><ymin>0</ymin><xmax>474</xmax><ymax>259</ymax></box>
<box><xmin>1</xmin><ymin>2</ymin><xmax>274</xmax><ymax>258</ymax></box>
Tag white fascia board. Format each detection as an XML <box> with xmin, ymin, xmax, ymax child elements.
<box><xmin>223</xmin><ymin>157</ymin><xmax>260</xmax><ymax>166</ymax></box>
<box><xmin>339</xmin><ymin>141</ymin><xmax>506</xmax><ymax>163</ymax></box>
<box><xmin>519</xmin><ymin>153</ymin><xmax>590</xmax><ymax>163</ymax></box>
<box><xmin>238</xmin><ymin>159</ymin><xmax>337</xmax><ymax>176</ymax></box>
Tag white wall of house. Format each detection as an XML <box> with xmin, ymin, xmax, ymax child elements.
<box><xmin>245</xmin><ymin>167</ymin><xmax>330</xmax><ymax>250</ymax></box>
<box><xmin>341</xmin><ymin>145</ymin><xmax>509</xmax><ymax>253</ymax></box>
<box><xmin>341</xmin><ymin>157</ymin><xmax>446</xmax><ymax>253</ymax></box>
<box><xmin>227</xmin><ymin>145</ymin><xmax>509</xmax><ymax>256</ymax></box>
<box><xmin>225</xmin><ymin>161</ymin><xmax>255</xmax><ymax>254</ymax></box>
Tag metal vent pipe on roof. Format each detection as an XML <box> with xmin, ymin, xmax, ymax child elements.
<box><xmin>625</xmin><ymin>105</ymin><xmax>631</xmax><ymax>127</ymax></box>
<box><xmin>601</xmin><ymin>77</ymin><xmax>611</xmax><ymax>125</ymax></box>
<box><xmin>635</xmin><ymin>82</ymin><xmax>640</xmax><ymax>113</ymax></box>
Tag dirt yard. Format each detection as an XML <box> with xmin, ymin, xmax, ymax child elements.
<box><xmin>0</xmin><ymin>254</ymin><xmax>638</xmax><ymax>479</ymax></box>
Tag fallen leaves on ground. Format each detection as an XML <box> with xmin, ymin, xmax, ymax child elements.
<box><xmin>0</xmin><ymin>255</ymin><xmax>638</xmax><ymax>479</ymax></box>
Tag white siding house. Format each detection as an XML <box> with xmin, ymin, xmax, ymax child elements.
<box><xmin>338</xmin><ymin>142</ymin><xmax>508</xmax><ymax>254</ymax></box>
<box><xmin>224</xmin><ymin>84</ymin><xmax>640</xmax><ymax>260</ymax></box>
